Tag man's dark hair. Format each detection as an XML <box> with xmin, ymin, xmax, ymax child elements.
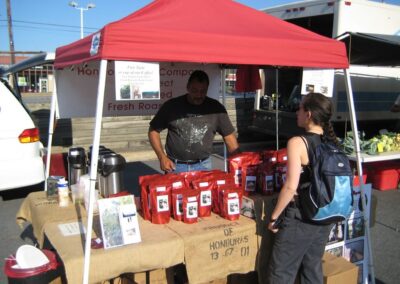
<box><xmin>187</xmin><ymin>70</ymin><xmax>209</xmax><ymax>86</ymax></box>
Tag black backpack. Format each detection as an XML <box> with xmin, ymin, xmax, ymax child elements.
<box><xmin>299</xmin><ymin>134</ymin><xmax>353</xmax><ymax>224</ymax></box>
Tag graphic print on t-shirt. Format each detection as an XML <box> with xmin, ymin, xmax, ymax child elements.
<box><xmin>175</xmin><ymin>115</ymin><xmax>211</xmax><ymax>155</ymax></box>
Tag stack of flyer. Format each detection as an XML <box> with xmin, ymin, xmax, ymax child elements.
<box><xmin>98</xmin><ymin>195</ymin><xmax>141</xmax><ymax>249</ymax></box>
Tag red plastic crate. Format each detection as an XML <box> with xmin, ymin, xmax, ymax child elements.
<box><xmin>353</xmin><ymin>174</ymin><xmax>367</xmax><ymax>187</ymax></box>
<box><xmin>371</xmin><ymin>168</ymin><xmax>400</xmax><ymax>191</ymax></box>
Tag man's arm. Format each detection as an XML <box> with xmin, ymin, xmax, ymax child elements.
<box><xmin>223</xmin><ymin>133</ymin><xmax>240</xmax><ymax>155</ymax></box>
<box><xmin>148</xmin><ymin>127</ymin><xmax>175</xmax><ymax>172</ymax></box>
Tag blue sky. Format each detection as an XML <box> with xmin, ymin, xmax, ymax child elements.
<box><xmin>1</xmin><ymin>0</ymin><xmax>399</xmax><ymax>53</ymax></box>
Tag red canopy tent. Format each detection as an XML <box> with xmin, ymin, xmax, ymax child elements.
<box><xmin>52</xmin><ymin>1</ymin><xmax>371</xmax><ymax>284</ymax></box>
<box><xmin>55</xmin><ymin>0</ymin><xmax>348</xmax><ymax>69</ymax></box>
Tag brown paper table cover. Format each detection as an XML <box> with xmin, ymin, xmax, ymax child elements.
<box><xmin>43</xmin><ymin>218</ymin><xmax>184</xmax><ymax>284</ymax></box>
<box><xmin>16</xmin><ymin>191</ymin><xmax>87</xmax><ymax>246</ymax></box>
<box><xmin>166</xmin><ymin>214</ymin><xmax>258</xmax><ymax>284</ymax></box>
<box><xmin>16</xmin><ymin>191</ymin><xmax>260</xmax><ymax>284</ymax></box>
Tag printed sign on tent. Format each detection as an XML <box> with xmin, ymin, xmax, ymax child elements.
<box><xmin>115</xmin><ymin>61</ymin><xmax>160</xmax><ymax>101</ymax></box>
<box><xmin>55</xmin><ymin>62</ymin><xmax>221</xmax><ymax>118</ymax></box>
<box><xmin>301</xmin><ymin>68</ymin><xmax>334</xmax><ymax>97</ymax></box>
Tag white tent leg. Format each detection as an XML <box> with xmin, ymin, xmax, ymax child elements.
<box><xmin>221</xmin><ymin>68</ymin><xmax>228</xmax><ymax>172</ymax></box>
<box><xmin>44</xmin><ymin>85</ymin><xmax>58</xmax><ymax>191</ymax></box>
<box><xmin>83</xmin><ymin>59</ymin><xmax>108</xmax><ymax>284</ymax></box>
<box><xmin>275</xmin><ymin>69</ymin><xmax>279</xmax><ymax>150</ymax></box>
<box><xmin>343</xmin><ymin>68</ymin><xmax>375</xmax><ymax>284</ymax></box>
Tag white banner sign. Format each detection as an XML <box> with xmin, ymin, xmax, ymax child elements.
<box><xmin>55</xmin><ymin>61</ymin><xmax>221</xmax><ymax>118</ymax></box>
<box><xmin>115</xmin><ymin>61</ymin><xmax>160</xmax><ymax>101</ymax></box>
<box><xmin>301</xmin><ymin>68</ymin><xmax>334</xmax><ymax>97</ymax></box>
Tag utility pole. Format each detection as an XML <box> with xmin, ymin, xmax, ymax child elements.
<box><xmin>6</xmin><ymin>0</ymin><xmax>16</xmax><ymax>64</ymax></box>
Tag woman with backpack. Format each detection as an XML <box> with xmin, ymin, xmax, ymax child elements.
<box><xmin>267</xmin><ymin>92</ymin><xmax>338</xmax><ymax>284</ymax></box>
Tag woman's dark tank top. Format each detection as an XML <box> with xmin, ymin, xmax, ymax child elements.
<box><xmin>298</xmin><ymin>132</ymin><xmax>323</xmax><ymax>190</ymax></box>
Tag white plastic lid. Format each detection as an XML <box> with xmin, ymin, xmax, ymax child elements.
<box><xmin>57</xmin><ymin>177</ymin><xmax>68</xmax><ymax>185</ymax></box>
<box><xmin>15</xmin><ymin>245</ymin><xmax>49</xmax><ymax>269</ymax></box>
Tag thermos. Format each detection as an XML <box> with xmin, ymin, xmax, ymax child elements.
<box><xmin>97</xmin><ymin>149</ymin><xmax>114</xmax><ymax>197</ymax></box>
<box><xmin>101</xmin><ymin>153</ymin><xmax>126</xmax><ymax>197</ymax></box>
<box><xmin>68</xmin><ymin>147</ymin><xmax>87</xmax><ymax>186</ymax></box>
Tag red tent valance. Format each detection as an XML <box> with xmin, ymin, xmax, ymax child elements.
<box><xmin>55</xmin><ymin>0</ymin><xmax>348</xmax><ymax>69</ymax></box>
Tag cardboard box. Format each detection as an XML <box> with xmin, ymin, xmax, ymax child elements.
<box><xmin>323</xmin><ymin>252</ymin><xmax>358</xmax><ymax>284</ymax></box>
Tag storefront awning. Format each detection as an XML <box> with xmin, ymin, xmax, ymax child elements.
<box><xmin>336</xmin><ymin>32</ymin><xmax>400</xmax><ymax>66</ymax></box>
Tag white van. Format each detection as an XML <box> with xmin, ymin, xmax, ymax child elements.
<box><xmin>0</xmin><ymin>53</ymin><xmax>54</xmax><ymax>191</ymax></box>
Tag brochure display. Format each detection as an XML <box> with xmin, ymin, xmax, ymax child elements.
<box><xmin>325</xmin><ymin>184</ymin><xmax>372</xmax><ymax>284</ymax></box>
<box><xmin>98</xmin><ymin>195</ymin><xmax>141</xmax><ymax>249</ymax></box>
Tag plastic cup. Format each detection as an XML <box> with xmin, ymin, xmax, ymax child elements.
<box><xmin>71</xmin><ymin>184</ymin><xmax>84</xmax><ymax>205</ymax></box>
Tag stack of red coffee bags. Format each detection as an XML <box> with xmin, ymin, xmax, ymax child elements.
<box><xmin>227</xmin><ymin>152</ymin><xmax>262</xmax><ymax>196</ymax></box>
<box><xmin>274</xmin><ymin>148</ymin><xmax>288</xmax><ymax>191</ymax></box>
<box><xmin>139</xmin><ymin>170</ymin><xmax>242</xmax><ymax>224</ymax></box>
<box><xmin>226</xmin><ymin>149</ymin><xmax>289</xmax><ymax>197</ymax></box>
<box><xmin>258</xmin><ymin>149</ymin><xmax>278</xmax><ymax>195</ymax></box>
<box><xmin>257</xmin><ymin>148</ymin><xmax>288</xmax><ymax>194</ymax></box>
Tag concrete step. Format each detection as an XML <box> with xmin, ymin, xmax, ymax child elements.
<box><xmin>24</xmin><ymin>94</ymin><xmax>256</xmax><ymax>155</ymax></box>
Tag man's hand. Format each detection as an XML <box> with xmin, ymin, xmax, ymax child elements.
<box><xmin>160</xmin><ymin>155</ymin><xmax>175</xmax><ymax>172</ymax></box>
<box><xmin>148</xmin><ymin>127</ymin><xmax>176</xmax><ymax>172</ymax></box>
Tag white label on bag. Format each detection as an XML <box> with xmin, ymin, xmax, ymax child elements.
<box><xmin>156</xmin><ymin>186</ymin><xmax>166</xmax><ymax>192</ymax></box>
<box><xmin>176</xmin><ymin>195</ymin><xmax>183</xmax><ymax>215</ymax></box>
<box><xmin>228</xmin><ymin>199</ymin><xmax>240</xmax><ymax>215</ymax></box>
<box><xmin>157</xmin><ymin>195</ymin><xmax>169</xmax><ymax>212</ymax></box>
<box><xmin>245</xmin><ymin>176</ymin><xmax>256</xmax><ymax>192</ymax></box>
<box><xmin>228</xmin><ymin>192</ymin><xmax>238</xmax><ymax>198</ymax></box>
<box><xmin>172</xmin><ymin>181</ymin><xmax>183</xmax><ymax>188</ymax></box>
<box><xmin>188</xmin><ymin>196</ymin><xmax>197</xmax><ymax>202</ymax></box>
<box><xmin>200</xmin><ymin>190</ymin><xmax>212</xmax><ymax>206</ymax></box>
<box><xmin>186</xmin><ymin>202</ymin><xmax>198</xmax><ymax>218</ymax></box>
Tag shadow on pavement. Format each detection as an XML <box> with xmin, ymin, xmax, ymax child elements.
<box><xmin>0</xmin><ymin>182</ymin><xmax>44</xmax><ymax>201</ymax></box>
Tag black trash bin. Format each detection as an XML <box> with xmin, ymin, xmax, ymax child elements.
<box><xmin>67</xmin><ymin>147</ymin><xmax>87</xmax><ymax>186</ymax></box>
<box><xmin>4</xmin><ymin>249</ymin><xmax>62</xmax><ymax>284</ymax></box>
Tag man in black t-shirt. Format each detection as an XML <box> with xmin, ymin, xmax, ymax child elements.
<box><xmin>148</xmin><ymin>70</ymin><xmax>239</xmax><ymax>172</ymax></box>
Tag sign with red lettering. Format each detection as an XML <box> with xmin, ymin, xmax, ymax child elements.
<box><xmin>55</xmin><ymin>61</ymin><xmax>221</xmax><ymax>118</ymax></box>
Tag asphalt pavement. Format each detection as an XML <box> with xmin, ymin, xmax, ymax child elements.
<box><xmin>1</xmin><ymin>156</ymin><xmax>399</xmax><ymax>284</ymax></box>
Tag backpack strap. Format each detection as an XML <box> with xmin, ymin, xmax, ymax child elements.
<box><xmin>300</xmin><ymin>134</ymin><xmax>321</xmax><ymax>165</ymax></box>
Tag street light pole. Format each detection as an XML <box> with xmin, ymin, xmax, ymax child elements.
<box><xmin>6</xmin><ymin>0</ymin><xmax>15</xmax><ymax>64</ymax></box>
<box><xmin>69</xmin><ymin>1</ymin><xmax>96</xmax><ymax>39</ymax></box>
<box><xmin>79</xmin><ymin>7</ymin><xmax>84</xmax><ymax>39</ymax></box>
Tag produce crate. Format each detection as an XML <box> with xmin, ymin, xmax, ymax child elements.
<box><xmin>353</xmin><ymin>174</ymin><xmax>368</xmax><ymax>187</ymax></box>
<box><xmin>369</xmin><ymin>162</ymin><xmax>400</xmax><ymax>191</ymax></box>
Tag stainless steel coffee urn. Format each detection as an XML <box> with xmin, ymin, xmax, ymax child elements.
<box><xmin>97</xmin><ymin>149</ymin><xmax>114</xmax><ymax>197</ymax></box>
<box><xmin>101</xmin><ymin>153</ymin><xmax>126</xmax><ymax>197</ymax></box>
<box><xmin>67</xmin><ymin>147</ymin><xmax>87</xmax><ymax>186</ymax></box>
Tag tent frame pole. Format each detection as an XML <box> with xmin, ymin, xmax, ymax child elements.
<box><xmin>343</xmin><ymin>68</ymin><xmax>375</xmax><ymax>284</ymax></box>
<box><xmin>275</xmin><ymin>68</ymin><xmax>279</xmax><ymax>150</ymax></box>
<box><xmin>44</xmin><ymin>85</ymin><xmax>58</xmax><ymax>191</ymax></box>
<box><xmin>83</xmin><ymin>59</ymin><xmax>108</xmax><ymax>284</ymax></box>
<box><xmin>221</xmin><ymin>68</ymin><xmax>228</xmax><ymax>172</ymax></box>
